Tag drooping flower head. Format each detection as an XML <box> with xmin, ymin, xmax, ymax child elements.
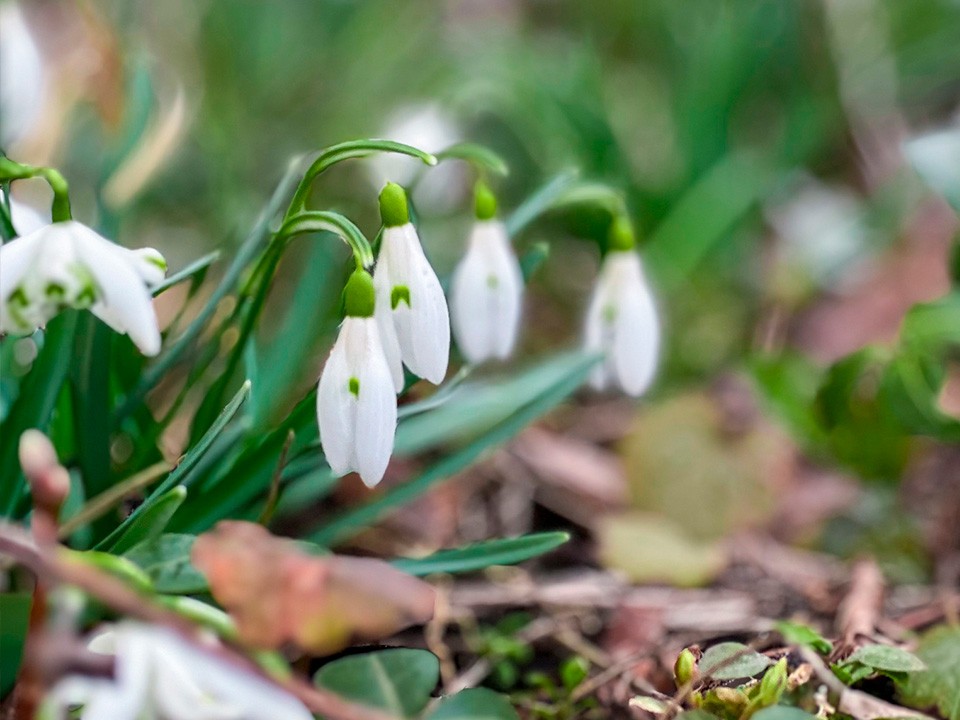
<box><xmin>373</xmin><ymin>182</ymin><xmax>450</xmax><ymax>391</ymax></box>
<box><xmin>450</xmin><ymin>182</ymin><xmax>524</xmax><ymax>364</ymax></box>
<box><xmin>584</xmin><ymin>216</ymin><xmax>660</xmax><ymax>396</ymax></box>
<box><xmin>0</xmin><ymin>219</ymin><xmax>166</xmax><ymax>355</ymax></box>
<box><xmin>317</xmin><ymin>268</ymin><xmax>397</xmax><ymax>487</ymax></box>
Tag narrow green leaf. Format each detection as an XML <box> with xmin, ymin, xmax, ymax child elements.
<box><xmin>152</xmin><ymin>251</ymin><xmax>220</xmax><ymax>297</ymax></box>
<box><xmin>0</xmin><ymin>593</ymin><xmax>31</xmax><ymax>696</ymax></box>
<box><xmin>391</xmin><ymin>532</ymin><xmax>569</xmax><ymax>576</ymax></box>
<box><xmin>644</xmin><ymin>151</ymin><xmax>774</xmax><ymax>289</ymax></box>
<box><xmin>309</xmin><ymin>352</ymin><xmax>598</xmax><ymax>547</ymax></box>
<box><xmin>115</xmin><ymin>157</ymin><xmax>302</xmax><ymax>420</ymax></box>
<box><xmin>506</xmin><ymin>170</ymin><xmax>580</xmax><ymax>238</ymax></box>
<box><xmin>96</xmin><ymin>381</ymin><xmax>250</xmax><ymax>549</ymax></box>
<box><xmin>425</xmin><ymin>688</ymin><xmax>520</xmax><ymax>720</ymax></box>
<box><xmin>0</xmin><ymin>312</ymin><xmax>78</xmax><ymax>515</ymax></box>
<box><xmin>314</xmin><ymin>648</ymin><xmax>439</xmax><ymax>718</ymax></box>
<box><xmin>109</xmin><ymin>485</ymin><xmax>187</xmax><ymax>555</ymax></box>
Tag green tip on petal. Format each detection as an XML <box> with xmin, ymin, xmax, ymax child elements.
<box><xmin>342</xmin><ymin>268</ymin><xmax>376</xmax><ymax>317</ymax></box>
<box><xmin>379</xmin><ymin>182</ymin><xmax>409</xmax><ymax>227</ymax></box>
<box><xmin>474</xmin><ymin>181</ymin><xmax>497</xmax><ymax>220</ymax></box>
<box><xmin>607</xmin><ymin>215</ymin><xmax>636</xmax><ymax>251</ymax></box>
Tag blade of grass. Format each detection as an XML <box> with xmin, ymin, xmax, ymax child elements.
<box><xmin>95</xmin><ymin>381</ymin><xmax>251</xmax><ymax>549</ymax></box>
<box><xmin>390</xmin><ymin>532</ymin><xmax>569</xmax><ymax>576</ymax></box>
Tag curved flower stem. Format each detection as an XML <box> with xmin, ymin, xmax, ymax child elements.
<box><xmin>434</xmin><ymin>142</ymin><xmax>509</xmax><ymax>179</ymax></box>
<box><xmin>507</xmin><ymin>170</ymin><xmax>628</xmax><ymax>240</ymax></box>
<box><xmin>284</xmin><ymin>139</ymin><xmax>437</xmax><ymax>222</ymax></box>
<box><xmin>0</xmin><ymin>157</ymin><xmax>72</xmax><ymax>222</ymax></box>
<box><xmin>277</xmin><ymin>210</ymin><xmax>374</xmax><ymax>269</ymax></box>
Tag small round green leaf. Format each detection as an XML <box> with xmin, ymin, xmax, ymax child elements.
<box><xmin>426</xmin><ymin>688</ymin><xmax>520</xmax><ymax>720</ymax></box>
<box><xmin>314</xmin><ymin>648</ymin><xmax>439</xmax><ymax>718</ymax></box>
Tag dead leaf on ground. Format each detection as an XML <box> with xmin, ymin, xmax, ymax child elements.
<box><xmin>191</xmin><ymin>521</ymin><xmax>436</xmax><ymax>655</ymax></box>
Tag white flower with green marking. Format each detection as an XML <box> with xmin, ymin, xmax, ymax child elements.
<box><xmin>317</xmin><ymin>269</ymin><xmax>397</xmax><ymax>487</ymax></box>
<box><xmin>584</xmin><ymin>219</ymin><xmax>659</xmax><ymax>396</ymax></box>
<box><xmin>52</xmin><ymin>621</ymin><xmax>312</xmax><ymax>720</ymax></box>
<box><xmin>374</xmin><ymin>182</ymin><xmax>450</xmax><ymax>391</ymax></box>
<box><xmin>0</xmin><ymin>220</ymin><xmax>166</xmax><ymax>355</ymax></box>
<box><xmin>450</xmin><ymin>183</ymin><xmax>523</xmax><ymax>364</ymax></box>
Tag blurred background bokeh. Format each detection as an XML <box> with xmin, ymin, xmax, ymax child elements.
<box><xmin>3</xmin><ymin>0</ymin><xmax>960</xmax><ymax>585</ymax></box>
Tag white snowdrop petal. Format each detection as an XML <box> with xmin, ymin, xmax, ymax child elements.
<box><xmin>353</xmin><ymin>319</ymin><xmax>397</xmax><ymax>487</ymax></box>
<box><xmin>450</xmin><ymin>241</ymin><xmax>494</xmax><ymax>363</ymax></box>
<box><xmin>613</xmin><ymin>278</ymin><xmax>659</xmax><ymax>396</ymax></box>
<box><xmin>486</xmin><ymin>224</ymin><xmax>524</xmax><ymax>359</ymax></box>
<box><xmin>0</xmin><ymin>233</ymin><xmax>43</xmax><ymax>332</ymax></box>
<box><xmin>401</xmin><ymin>236</ymin><xmax>449</xmax><ymax>383</ymax></box>
<box><xmin>125</xmin><ymin>247</ymin><xmax>167</xmax><ymax>287</ymax></box>
<box><xmin>167</xmin><ymin>630</ymin><xmax>312</xmax><ymax>720</ymax></box>
<box><xmin>73</xmin><ymin>229</ymin><xmax>161</xmax><ymax>356</ymax></box>
<box><xmin>8</xmin><ymin>197</ymin><xmax>48</xmax><ymax>236</ymax></box>
<box><xmin>317</xmin><ymin>330</ymin><xmax>357</xmax><ymax>477</ymax></box>
<box><xmin>79</xmin><ymin>626</ymin><xmax>151</xmax><ymax>720</ymax></box>
<box><xmin>373</xmin><ymin>253</ymin><xmax>405</xmax><ymax>392</ymax></box>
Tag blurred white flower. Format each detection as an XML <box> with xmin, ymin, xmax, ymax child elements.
<box><xmin>450</xmin><ymin>218</ymin><xmax>524</xmax><ymax>364</ymax></box>
<box><xmin>0</xmin><ymin>2</ymin><xmax>46</xmax><ymax>148</ymax></box>
<box><xmin>318</xmin><ymin>270</ymin><xmax>397</xmax><ymax>487</ymax></box>
<box><xmin>584</xmin><ymin>250</ymin><xmax>659</xmax><ymax>397</ymax></box>
<box><xmin>765</xmin><ymin>177</ymin><xmax>867</xmax><ymax>285</ymax></box>
<box><xmin>369</xmin><ymin>103</ymin><xmax>465</xmax><ymax>213</ymax></box>
<box><xmin>374</xmin><ymin>183</ymin><xmax>450</xmax><ymax>390</ymax></box>
<box><xmin>0</xmin><ymin>220</ymin><xmax>166</xmax><ymax>355</ymax></box>
<box><xmin>52</xmin><ymin>622</ymin><xmax>312</xmax><ymax>720</ymax></box>
<box><xmin>905</xmin><ymin>122</ymin><xmax>960</xmax><ymax>208</ymax></box>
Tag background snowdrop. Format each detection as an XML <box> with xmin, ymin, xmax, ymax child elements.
<box><xmin>584</xmin><ymin>218</ymin><xmax>660</xmax><ymax>397</ymax></box>
<box><xmin>450</xmin><ymin>183</ymin><xmax>524</xmax><ymax>364</ymax></box>
<box><xmin>374</xmin><ymin>182</ymin><xmax>450</xmax><ymax>390</ymax></box>
<box><xmin>317</xmin><ymin>268</ymin><xmax>398</xmax><ymax>487</ymax></box>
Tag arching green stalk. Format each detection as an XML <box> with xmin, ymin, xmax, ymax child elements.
<box><xmin>284</xmin><ymin>139</ymin><xmax>437</xmax><ymax>221</ymax></box>
<box><xmin>277</xmin><ymin>211</ymin><xmax>374</xmax><ymax>269</ymax></box>
<box><xmin>434</xmin><ymin>142</ymin><xmax>509</xmax><ymax>179</ymax></box>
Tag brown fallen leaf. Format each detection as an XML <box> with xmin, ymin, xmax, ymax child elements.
<box><xmin>192</xmin><ymin>521</ymin><xmax>436</xmax><ymax>655</ymax></box>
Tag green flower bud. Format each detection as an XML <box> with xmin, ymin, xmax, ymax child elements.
<box><xmin>379</xmin><ymin>182</ymin><xmax>409</xmax><ymax>227</ymax></box>
<box><xmin>474</xmin><ymin>181</ymin><xmax>498</xmax><ymax>220</ymax></box>
<box><xmin>674</xmin><ymin>648</ymin><xmax>698</xmax><ymax>686</ymax></box>
<box><xmin>342</xmin><ymin>268</ymin><xmax>376</xmax><ymax>317</ymax></box>
<box><xmin>607</xmin><ymin>214</ymin><xmax>636</xmax><ymax>252</ymax></box>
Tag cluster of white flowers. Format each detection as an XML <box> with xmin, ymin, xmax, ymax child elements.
<box><xmin>317</xmin><ymin>182</ymin><xmax>661</xmax><ymax>487</ymax></box>
<box><xmin>0</xmin><ymin>169</ymin><xmax>660</xmax><ymax>490</ymax></box>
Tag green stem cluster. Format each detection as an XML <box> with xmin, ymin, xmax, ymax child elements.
<box><xmin>0</xmin><ymin>157</ymin><xmax>73</xmax><ymax>223</ymax></box>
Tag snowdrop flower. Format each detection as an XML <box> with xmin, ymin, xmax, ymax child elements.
<box><xmin>584</xmin><ymin>217</ymin><xmax>659</xmax><ymax>396</ymax></box>
<box><xmin>450</xmin><ymin>183</ymin><xmax>524</xmax><ymax>364</ymax></box>
<box><xmin>0</xmin><ymin>219</ymin><xmax>166</xmax><ymax>355</ymax></box>
<box><xmin>374</xmin><ymin>182</ymin><xmax>450</xmax><ymax>390</ymax></box>
<box><xmin>52</xmin><ymin>621</ymin><xmax>312</xmax><ymax>720</ymax></box>
<box><xmin>318</xmin><ymin>268</ymin><xmax>397</xmax><ymax>487</ymax></box>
